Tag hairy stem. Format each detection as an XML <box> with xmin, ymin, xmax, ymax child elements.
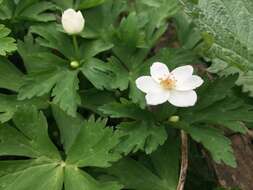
<box><xmin>177</xmin><ymin>130</ymin><xmax>189</xmax><ymax>190</ymax></box>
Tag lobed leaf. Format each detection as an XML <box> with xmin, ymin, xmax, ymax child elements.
<box><xmin>107</xmin><ymin>135</ymin><xmax>180</xmax><ymax>190</ymax></box>
<box><xmin>66</xmin><ymin>117</ymin><xmax>122</xmax><ymax>167</ymax></box>
<box><xmin>182</xmin><ymin>124</ymin><xmax>236</xmax><ymax>167</ymax></box>
<box><xmin>0</xmin><ymin>24</ymin><xmax>17</xmax><ymax>56</ymax></box>
<box><xmin>0</xmin><ymin>94</ymin><xmax>48</xmax><ymax>123</ymax></box>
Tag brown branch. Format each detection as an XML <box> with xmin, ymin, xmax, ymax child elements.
<box><xmin>177</xmin><ymin>130</ymin><xmax>189</xmax><ymax>190</ymax></box>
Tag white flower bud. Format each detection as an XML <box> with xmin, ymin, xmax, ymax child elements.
<box><xmin>61</xmin><ymin>9</ymin><xmax>85</xmax><ymax>35</ymax></box>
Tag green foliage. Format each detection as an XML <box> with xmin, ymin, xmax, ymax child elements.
<box><xmin>18</xmin><ymin>68</ymin><xmax>81</xmax><ymax>117</ymax></box>
<box><xmin>175</xmin><ymin>75</ymin><xmax>253</xmax><ymax>167</ymax></box>
<box><xmin>0</xmin><ymin>106</ymin><xmax>122</xmax><ymax>190</ymax></box>
<box><xmin>0</xmin><ymin>57</ymin><xmax>23</xmax><ymax>91</ymax></box>
<box><xmin>0</xmin><ymin>0</ymin><xmax>57</xmax><ymax>22</ymax></box>
<box><xmin>106</xmin><ymin>134</ymin><xmax>180</xmax><ymax>190</ymax></box>
<box><xmin>52</xmin><ymin>0</ymin><xmax>105</xmax><ymax>10</ymax></box>
<box><xmin>0</xmin><ymin>24</ymin><xmax>16</xmax><ymax>55</ymax></box>
<box><xmin>1</xmin><ymin>0</ymin><xmax>253</xmax><ymax>189</ymax></box>
<box><xmin>182</xmin><ymin>0</ymin><xmax>253</xmax><ymax>96</ymax></box>
<box><xmin>178</xmin><ymin>122</ymin><xmax>236</xmax><ymax>167</ymax></box>
<box><xmin>0</xmin><ymin>94</ymin><xmax>48</xmax><ymax>123</ymax></box>
<box><xmin>100</xmin><ymin>100</ymin><xmax>168</xmax><ymax>154</ymax></box>
<box><xmin>180</xmin><ymin>75</ymin><xmax>253</xmax><ymax>127</ymax></box>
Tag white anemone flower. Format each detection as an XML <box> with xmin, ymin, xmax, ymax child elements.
<box><xmin>61</xmin><ymin>9</ymin><xmax>85</xmax><ymax>35</ymax></box>
<box><xmin>135</xmin><ymin>62</ymin><xmax>204</xmax><ymax>107</ymax></box>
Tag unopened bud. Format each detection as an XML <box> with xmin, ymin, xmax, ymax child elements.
<box><xmin>169</xmin><ymin>115</ymin><xmax>180</xmax><ymax>123</ymax></box>
<box><xmin>61</xmin><ymin>9</ymin><xmax>85</xmax><ymax>35</ymax></box>
<box><xmin>70</xmin><ymin>61</ymin><xmax>80</xmax><ymax>68</ymax></box>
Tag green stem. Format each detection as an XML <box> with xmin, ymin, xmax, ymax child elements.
<box><xmin>74</xmin><ymin>0</ymin><xmax>80</xmax><ymax>9</ymax></box>
<box><xmin>72</xmin><ymin>35</ymin><xmax>79</xmax><ymax>57</ymax></box>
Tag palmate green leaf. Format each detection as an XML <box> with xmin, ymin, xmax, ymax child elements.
<box><xmin>62</xmin><ymin>116</ymin><xmax>123</xmax><ymax>190</ymax></box>
<box><xmin>17</xmin><ymin>32</ymin><xmax>121</xmax><ymax>116</ymax></box>
<box><xmin>0</xmin><ymin>160</ymin><xmax>64</xmax><ymax>190</ymax></box>
<box><xmin>18</xmin><ymin>35</ymin><xmax>82</xmax><ymax>116</ymax></box>
<box><xmin>0</xmin><ymin>0</ymin><xmax>57</xmax><ymax>22</ymax></box>
<box><xmin>0</xmin><ymin>106</ymin><xmax>122</xmax><ymax>190</ymax></box>
<box><xmin>107</xmin><ymin>135</ymin><xmax>180</xmax><ymax>190</ymax></box>
<box><xmin>0</xmin><ymin>94</ymin><xmax>48</xmax><ymax>123</ymax></box>
<box><xmin>0</xmin><ymin>24</ymin><xmax>16</xmax><ymax>56</ymax></box>
<box><xmin>17</xmin><ymin>34</ymin><xmax>68</xmax><ymax>73</ymax></box>
<box><xmin>182</xmin><ymin>0</ymin><xmax>253</xmax><ymax>96</ymax></box>
<box><xmin>66</xmin><ymin>116</ymin><xmax>122</xmax><ymax>167</ymax></box>
<box><xmin>0</xmin><ymin>106</ymin><xmax>60</xmax><ymax>159</ymax></box>
<box><xmin>18</xmin><ymin>68</ymin><xmax>81</xmax><ymax>117</ymax></box>
<box><xmin>0</xmin><ymin>110</ymin><xmax>59</xmax><ymax>190</ymax></box>
<box><xmin>177</xmin><ymin>122</ymin><xmax>236</xmax><ymax>168</ymax></box>
<box><xmin>0</xmin><ymin>57</ymin><xmax>23</xmax><ymax>91</ymax></box>
<box><xmin>116</xmin><ymin>121</ymin><xmax>168</xmax><ymax>155</ymax></box>
<box><xmin>99</xmin><ymin>100</ymin><xmax>167</xmax><ymax>154</ymax></box>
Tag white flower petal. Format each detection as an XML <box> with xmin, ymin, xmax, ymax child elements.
<box><xmin>150</xmin><ymin>62</ymin><xmax>170</xmax><ymax>82</ymax></box>
<box><xmin>135</xmin><ymin>76</ymin><xmax>163</xmax><ymax>94</ymax></box>
<box><xmin>62</xmin><ymin>9</ymin><xmax>84</xmax><ymax>35</ymax></box>
<box><xmin>145</xmin><ymin>92</ymin><xmax>170</xmax><ymax>105</ymax></box>
<box><xmin>176</xmin><ymin>75</ymin><xmax>204</xmax><ymax>91</ymax></box>
<box><xmin>168</xmin><ymin>90</ymin><xmax>197</xmax><ymax>107</ymax></box>
<box><xmin>171</xmin><ymin>65</ymin><xmax>193</xmax><ymax>82</ymax></box>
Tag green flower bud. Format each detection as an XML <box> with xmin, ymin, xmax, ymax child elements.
<box><xmin>169</xmin><ymin>115</ymin><xmax>180</xmax><ymax>123</ymax></box>
<box><xmin>70</xmin><ymin>61</ymin><xmax>80</xmax><ymax>68</ymax></box>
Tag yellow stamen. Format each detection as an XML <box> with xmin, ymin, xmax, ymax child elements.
<box><xmin>160</xmin><ymin>77</ymin><xmax>176</xmax><ymax>90</ymax></box>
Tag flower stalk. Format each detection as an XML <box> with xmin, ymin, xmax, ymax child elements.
<box><xmin>177</xmin><ymin>130</ymin><xmax>189</xmax><ymax>190</ymax></box>
<box><xmin>72</xmin><ymin>35</ymin><xmax>79</xmax><ymax>57</ymax></box>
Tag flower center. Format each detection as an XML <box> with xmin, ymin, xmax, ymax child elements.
<box><xmin>160</xmin><ymin>76</ymin><xmax>176</xmax><ymax>90</ymax></box>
